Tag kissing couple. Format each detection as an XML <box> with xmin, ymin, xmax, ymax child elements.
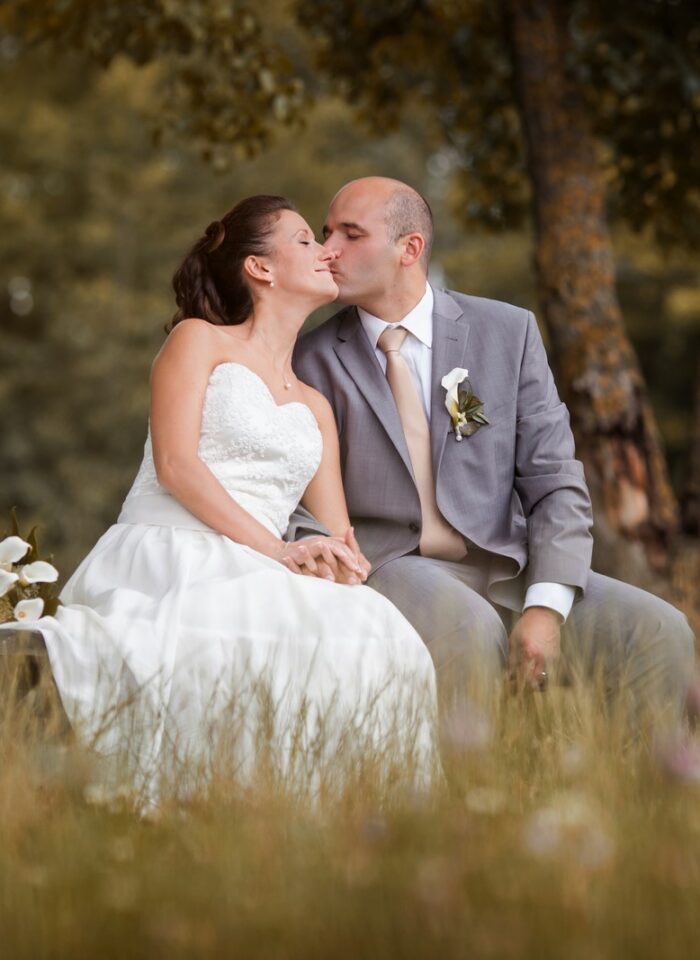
<box><xmin>1</xmin><ymin>176</ymin><xmax>694</xmax><ymax>796</ymax></box>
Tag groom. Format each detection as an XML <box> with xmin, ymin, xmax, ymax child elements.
<box><xmin>289</xmin><ymin>176</ymin><xmax>694</xmax><ymax>719</ymax></box>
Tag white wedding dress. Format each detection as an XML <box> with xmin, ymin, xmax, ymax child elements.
<box><xmin>5</xmin><ymin>362</ymin><xmax>440</xmax><ymax>799</ymax></box>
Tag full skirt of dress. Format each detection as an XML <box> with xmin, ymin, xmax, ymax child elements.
<box><xmin>2</xmin><ymin>522</ymin><xmax>441</xmax><ymax>802</ymax></box>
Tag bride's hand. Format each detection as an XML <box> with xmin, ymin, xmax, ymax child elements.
<box><xmin>283</xmin><ymin>528</ymin><xmax>371</xmax><ymax>586</ymax></box>
<box><xmin>277</xmin><ymin>537</ymin><xmax>364</xmax><ymax>583</ymax></box>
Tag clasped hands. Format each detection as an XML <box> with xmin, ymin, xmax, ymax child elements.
<box><xmin>278</xmin><ymin>528</ymin><xmax>371</xmax><ymax>585</ymax></box>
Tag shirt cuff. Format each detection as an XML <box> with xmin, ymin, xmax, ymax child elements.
<box><xmin>523</xmin><ymin>583</ymin><xmax>576</xmax><ymax>624</ymax></box>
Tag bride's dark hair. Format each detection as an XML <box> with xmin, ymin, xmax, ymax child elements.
<box><xmin>167</xmin><ymin>195</ymin><xmax>296</xmax><ymax>332</ymax></box>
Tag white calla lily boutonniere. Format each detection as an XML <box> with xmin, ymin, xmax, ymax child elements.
<box><xmin>441</xmin><ymin>367</ymin><xmax>490</xmax><ymax>441</ymax></box>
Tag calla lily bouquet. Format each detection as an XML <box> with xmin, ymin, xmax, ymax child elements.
<box><xmin>0</xmin><ymin>509</ymin><xmax>60</xmax><ymax>626</ymax></box>
<box><xmin>441</xmin><ymin>368</ymin><xmax>490</xmax><ymax>441</ymax></box>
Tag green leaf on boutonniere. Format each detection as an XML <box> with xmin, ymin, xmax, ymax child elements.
<box><xmin>451</xmin><ymin>378</ymin><xmax>490</xmax><ymax>438</ymax></box>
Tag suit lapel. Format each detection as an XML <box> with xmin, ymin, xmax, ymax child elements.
<box><xmin>333</xmin><ymin>307</ymin><xmax>415</xmax><ymax>479</ymax></box>
<box><xmin>430</xmin><ymin>290</ymin><xmax>471</xmax><ymax>474</ymax></box>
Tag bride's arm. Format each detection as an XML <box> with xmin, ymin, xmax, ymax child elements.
<box><xmin>300</xmin><ymin>387</ymin><xmax>371</xmax><ymax>579</ymax></box>
<box><xmin>150</xmin><ymin>319</ymin><xmax>349</xmax><ymax>575</ymax></box>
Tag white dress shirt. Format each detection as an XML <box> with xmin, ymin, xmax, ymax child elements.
<box><xmin>358</xmin><ymin>283</ymin><xmax>576</xmax><ymax>623</ymax></box>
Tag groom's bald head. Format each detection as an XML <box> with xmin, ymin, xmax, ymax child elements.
<box><xmin>329</xmin><ymin>177</ymin><xmax>434</xmax><ymax>267</ymax></box>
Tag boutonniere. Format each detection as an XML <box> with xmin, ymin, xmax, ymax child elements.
<box><xmin>441</xmin><ymin>368</ymin><xmax>490</xmax><ymax>441</ymax></box>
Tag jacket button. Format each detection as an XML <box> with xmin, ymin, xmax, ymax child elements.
<box><xmin>408</xmin><ymin>521</ymin><xmax>420</xmax><ymax>533</ymax></box>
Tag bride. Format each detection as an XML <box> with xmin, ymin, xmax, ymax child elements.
<box><xmin>3</xmin><ymin>195</ymin><xmax>441</xmax><ymax>799</ymax></box>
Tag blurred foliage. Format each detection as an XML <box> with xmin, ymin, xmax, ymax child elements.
<box><xmin>297</xmin><ymin>0</ymin><xmax>700</xmax><ymax>249</ymax></box>
<box><xmin>0</xmin><ymin>0</ymin><xmax>307</xmax><ymax>164</ymax></box>
<box><xmin>0</xmin><ymin>4</ymin><xmax>698</xmax><ymax>577</ymax></box>
<box><xmin>4</xmin><ymin>2</ymin><xmax>699</xmax><ymax>245</ymax></box>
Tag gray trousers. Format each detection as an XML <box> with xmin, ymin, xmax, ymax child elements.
<box><xmin>368</xmin><ymin>551</ymin><xmax>696</xmax><ymax>725</ymax></box>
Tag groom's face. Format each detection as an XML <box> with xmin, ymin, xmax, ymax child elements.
<box><xmin>322</xmin><ymin>183</ymin><xmax>401</xmax><ymax>306</ymax></box>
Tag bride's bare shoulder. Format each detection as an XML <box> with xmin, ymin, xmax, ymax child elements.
<box><xmin>152</xmin><ymin>318</ymin><xmax>220</xmax><ymax>370</ymax></box>
<box><xmin>164</xmin><ymin>316</ymin><xmax>219</xmax><ymax>346</ymax></box>
<box><xmin>170</xmin><ymin>316</ymin><xmax>213</xmax><ymax>331</ymax></box>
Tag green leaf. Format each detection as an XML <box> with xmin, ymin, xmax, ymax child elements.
<box><xmin>6</xmin><ymin>586</ymin><xmax>21</xmax><ymax>607</ymax></box>
<box><xmin>44</xmin><ymin>598</ymin><xmax>61</xmax><ymax>617</ymax></box>
<box><xmin>457</xmin><ymin>381</ymin><xmax>473</xmax><ymax>397</ymax></box>
<box><xmin>461</xmin><ymin>398</ymin><xmax>480</xmax><ymax>416</ymax></box>
<box><xmin>26</xmin><ymin>524</ymin><xmax>40</xmax><ymax>561</ymax></box>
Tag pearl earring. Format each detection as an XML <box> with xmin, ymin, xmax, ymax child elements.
<box><xmin>269</xmin><ymin>279</ymin><xmax>275</xmax><ymax>288</ymax></box>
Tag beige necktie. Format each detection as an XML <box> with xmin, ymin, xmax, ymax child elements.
<box><xmin>378</xmin><ymin>326</ymin><xmax>467</xmax><ymax>561</ymax></box>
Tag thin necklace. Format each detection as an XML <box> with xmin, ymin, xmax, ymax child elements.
<box><xmin>255</xmin><ymin>330</ymin><xmax>295</xmax><ymax>390</ymax></box>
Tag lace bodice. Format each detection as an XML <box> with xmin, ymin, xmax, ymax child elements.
<box><xmin>120</xmin><ymin>362</ymin><xmax>323</xmax><ymax>537</ymax></box>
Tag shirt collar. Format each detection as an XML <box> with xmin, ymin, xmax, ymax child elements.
<box><xmin>358</xmin><ymin>282</ymin><xmax>434</xmax><ymax>351</ymax></box>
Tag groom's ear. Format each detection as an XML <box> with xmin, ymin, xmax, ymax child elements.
<box><xmin>244</xmin><ymin>255</ymin><xmax>272</xmax><ymax>283</ymax></box>
<box><xmin>399</xmin><ymin>232</ymin><xmax>426</xmax><ymax>268</ymax></box>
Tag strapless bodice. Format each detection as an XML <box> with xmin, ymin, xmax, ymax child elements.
<box><xmin>118</xmin><ymin>362</ymin><xmax>323</xmax><ymax>537</ymax></box>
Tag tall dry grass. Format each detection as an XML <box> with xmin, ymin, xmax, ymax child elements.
<box><xmin>1</xmin><ymin>652</ymin><xmax>700</xmax><ymax>960</ymax></box>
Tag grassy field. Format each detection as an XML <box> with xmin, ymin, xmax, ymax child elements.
<box><xmin>2</xmin><ymin>659</ymin><xmax>700</xmax><ymax>960</ymax></box>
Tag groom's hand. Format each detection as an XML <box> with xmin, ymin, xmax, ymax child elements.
<box><xmin>508</xmin><ymin>606</ymin><xmax>562</xmax><ymax>689</ymax></box>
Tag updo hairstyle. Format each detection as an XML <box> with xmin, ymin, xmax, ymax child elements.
<box><xmin>167</xmin><ymin>194</ymin><xmax>296</xmax><ymax>332</ymax></box>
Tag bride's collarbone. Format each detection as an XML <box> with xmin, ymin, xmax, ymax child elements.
<box><xmin>210</xmin><ymin>358</ymin><xmax>306</xmax><ymax>408</ymax></box>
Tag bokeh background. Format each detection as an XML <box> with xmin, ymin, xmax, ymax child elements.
<box><xmin>1</xmin><ymin>1</ymin><xmax>698</xmax><ymax>618</ymax></box>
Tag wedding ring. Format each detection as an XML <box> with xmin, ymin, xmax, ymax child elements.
<box><xmin>535</xmin><ymin>669</ymin><xmax>548</xmax><ymax>692</ymax></box>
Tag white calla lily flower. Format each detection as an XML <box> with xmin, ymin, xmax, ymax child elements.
<box><xmin>0</xmin><ymin>568</ymin><xmax>19</xmax><ymax>598</ymax></box>
<box><xmin>19</xmin><ymin>560</ymin><xmax>59</xmax><ymax>585</ymax></box>
<box><xmin>13</xmin><ymin>598</ymin><xmax>44</xmax><ymax>622</ymax></box>
<box><xmin>441</xmin><ymin>367</ymin><xmax>470</xmax><ymax>418</ymax></box>
<box><xmin>0</xmin><ymin>535</ymin><xmax>31</xmax><ymax>570</ymax></box>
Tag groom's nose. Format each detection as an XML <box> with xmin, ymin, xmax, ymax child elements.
<box><xmin>320</xmin><ymin>245</ymin><xmax>340</xmax><ymax>260</ymax></box>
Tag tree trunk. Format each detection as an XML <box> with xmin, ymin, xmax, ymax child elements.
<box><xmin>501</xmin><ymin>0</ymin><xmax>679</xmax><ymax>579</ymax></box>
<box><xmin>683</xmin><ymin>356</ymin><xmax>700</xmax><ymax>535</ymax></box>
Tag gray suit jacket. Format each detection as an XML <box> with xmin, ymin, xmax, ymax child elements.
<box><xmin>290</xmin><ymin>287</ymin><xmax>593</xmax><ymax>611</ymax></box>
